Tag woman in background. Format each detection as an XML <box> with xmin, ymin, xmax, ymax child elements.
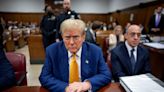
<box><xmin>108</xmin><ymin>25</ymin><xmax>124</xmax><ymax>51</ymax></box>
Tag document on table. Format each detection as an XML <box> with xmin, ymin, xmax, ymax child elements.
<box><xmin>143</xmin><ymin>42</ymin><xmax>164</xmax><ymax>49</ymax></box>
<box><xmin>119</xmin><ymin>74</ymin><xmax>164</xmax><ymax>92</ymax></box>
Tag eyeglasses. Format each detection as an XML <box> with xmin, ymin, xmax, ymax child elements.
<box><xmin>128</xmin><ymin>32</ymin><xmax>141</xmax><ymax>38</ymax></box>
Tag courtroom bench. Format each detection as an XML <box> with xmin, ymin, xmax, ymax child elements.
<box><xmin>27</xmin><ymin>35</ymin><xmax>45</xmax><ymax>64</ymax></box>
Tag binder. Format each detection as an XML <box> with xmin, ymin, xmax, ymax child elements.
<box><xmin>119</xmin><ymin>74</ymin><xmax>164</xmax><ymax>92</ymax></box>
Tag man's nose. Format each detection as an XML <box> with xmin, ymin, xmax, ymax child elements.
<box><xmin>70</xmin><ymin>37</ymin><xmax>75</xmax><ymax>44</ymax></box>
<box><xmin>134</xmin><ymin>34</ymin><xmax>139</xmax><ymax>39</ymax></box>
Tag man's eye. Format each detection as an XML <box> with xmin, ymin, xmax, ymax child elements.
<box><xmin>65</xmin><ymin>36</ymin><xmax>71</xmax><ymax>39</ymax></box>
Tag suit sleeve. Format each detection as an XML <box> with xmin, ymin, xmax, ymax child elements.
<box><xmin>111</xmin><ymin>50</ymin><xmax>126</xmax><ymax>81</ymax></box>
<box><xmin>39</xmin><ymin>49</ymin><xmax>68</xmax><ymax>92</ymax></box>
<box><xmin>87</xmin><ymin>48</ymin><xmax>112</xmax><ymax>91</ymax></box>
<box><xmin>143</xmin><ymin>49</ymin><xmax>151</xmax><ymax>73</ymax></box>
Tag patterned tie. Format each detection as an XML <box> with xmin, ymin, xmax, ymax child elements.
<box><xmin>130</xmin><ymin>49</ymin><xmax>136</xmax><ymax>73</ymax></box>
<box><xmin>69</xmin><ymin>54</ymin><xmax>79</xmax><ymax>83</ymax></box>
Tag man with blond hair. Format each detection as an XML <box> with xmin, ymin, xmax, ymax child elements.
<box><xmin>39</xmin><ymin>19</ymin><xmax>112</xmax><ymax>92</ymax></box>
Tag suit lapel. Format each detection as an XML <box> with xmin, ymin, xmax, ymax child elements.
<box><xmin>59</xmin><ymin>42</ymin><xmax>69</xmax><ymax>82</ymax></box>
<box><xmin>120</xmin><ymin>44</ymin><xmax>133</xmax><ymax>74</ymax></box>
<box><xmin>81</xmin><ymin>43</ymin><xmax>90</xmax><ymax>81</ymax></box>
<box><xmin>134</xmin><ymin>46</ymin><xmax>142</xmax><ymax>74</ymax></box>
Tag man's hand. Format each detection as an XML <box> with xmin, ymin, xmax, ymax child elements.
<box><xmin>151</xmin><ymin>28</ymin><xmax>160</xmax><ymax>32</ymax></box>
<box><xmin>65</xmin><ymin>81</ymin><xmax>91</xmax><ymax>92</ymax></box>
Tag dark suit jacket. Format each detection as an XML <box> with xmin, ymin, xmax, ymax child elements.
<box><xmin>0</xmin><ymin>44</ymin><xmax>16</xmax><ymax>91</ymax></box>
<box><xmin>39</xmin><ymin>41</ymin><xmax>112</xmax><ymax>92</ymax></box>
<box><xmin>85</xmin><ymin>28</ymin><xmax>96</xmax><ymax>44</ymax></box>
<box><xmin>40</xmin><ymin>14</ymin><xmax>57</xmax><ymax>49</ymax></box>
<box><xmin>0</xmin><ymin>23</ymin><xmax>16</xmax><ymax>91</ymax></box>
<box><xmin>111</xmin><ymin>42</ymin><xmax>151</xmax><ymax>81</ymax></box>
<box><xmin>148</xmin><ymin>14</ymin><xmax>164</xmax><ymax>35</ymax></box>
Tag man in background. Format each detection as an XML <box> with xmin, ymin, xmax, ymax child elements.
<box><xmin>55</xmin><ymin>0</ymin><xmax>80</xmax><ymax>42</ymax></box>
<box><xmin>40</xmin><ymin>5</ymin><xmax>57</xmax><ymax>49</ymax></box>
<box><xmin>111</xmin><ymin>25</ymin><xmax>151</xmax><ymax>82</ymax></box>
<box><xmin>148</xmin><ymin>6</ymin><xmax>164</xmax><ymax>35</ymax></box>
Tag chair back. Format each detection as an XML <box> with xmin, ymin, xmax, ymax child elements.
<box><xmin>5</xmin><ymin>52</ymin><xmax>27</xmax><ymax>85</ymax></box>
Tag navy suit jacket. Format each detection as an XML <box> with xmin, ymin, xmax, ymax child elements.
<box><xmin>0</xmin><ymin>23</ymin><xmax>16</xmax><ymax>91</ymax></box>
<box><xmin>39</xmin><ymin>41</ymin><xmax>112</xmax><ymax>92</ymax></box>
<box><xmin>0</xmin><ymin>44</ymin><xmax>16</xmax><ymax>91</ymax></box>
<box><xmin>111</xmin><ymin>42</ymin><xmax>151</xmax><ymax>81</ymax></box>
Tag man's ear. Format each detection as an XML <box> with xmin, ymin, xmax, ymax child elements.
<box><xmin>124</xmin><ymin>33</ymin><xmax>127</xmax><ymax>40</ymax></box>
<box><xmin>82</xmin><ymin>31</ymin><xmax>86</xmax><ymax>41</ymax></box>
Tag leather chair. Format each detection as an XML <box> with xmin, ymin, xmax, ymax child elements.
<box><xmin>105</xmin><ymin>37</ymin><xmax>112</xmax><ymax>70</ymax></box>
<box><xmin>5</xmin><ymin>52</ymin><xmax>27</xmax><ymax>86</ymax></box>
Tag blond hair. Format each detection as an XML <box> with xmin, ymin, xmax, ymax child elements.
<box><xmin>60</xmin><ymin>19</ymin><xmax>86</xmax><ymax>34</ymax></box>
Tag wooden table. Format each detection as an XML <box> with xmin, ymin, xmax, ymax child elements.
<box><xmin>3</xmin><ymin>86</ymin><xmax>48</xmax><ymax>92</ymax></box>
<box><xmin>98</xmin><ymin>83</ymin><xmax>125</xmax><ymax>92</ymax></box>
<box><xmin>4</xmin><ymin>83</ymin><xmax>125</xmax><ymax>92</ymax></box>
<box><xmin>143</xmin><ymin>44</ymin><xmax>164</xmax><ymax>81</ymax></box>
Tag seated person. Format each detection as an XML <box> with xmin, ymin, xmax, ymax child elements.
<box><xmin>108</xmin><ymin>25</ymin><xmax>124</xmax><ymax>51</ymax></box>
<box><xmin>0</xmin><ymin>21</ymin><xmax>16</xmax><ymax>91</ymax></box>
<box><xmin>111</xmin><ymin>25</ymin><xmax>151</xmax><ymax>82</ymax></box>
<box><xmin>39</xmin><ymin>19</ymin><xmax>112</xmax><ymax>92</ymax></box>
<box><xmin>85</xmin><ymin>21</ymin><xmax>97</xmax><ymax>44</ymax></box>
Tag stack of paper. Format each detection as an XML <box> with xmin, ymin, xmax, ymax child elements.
<box><xmin>119</xmin><ymin>74</ymin><xmax>164</xmax><ymax>92</ymax></box>
<box><xmin>143</xmin><ymin>43</ymin><xmax>164</xmax><ymax>49</ymax></box>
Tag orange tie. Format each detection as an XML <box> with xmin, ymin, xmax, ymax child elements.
<box><xmin>69</xmin><ymin>54</ymin><xmax>79</xmax><ymax>83</ymax></box>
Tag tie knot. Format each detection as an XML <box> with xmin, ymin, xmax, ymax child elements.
<box><xmin>131</xmin><ymin>48</ymin><xmax>135</xmax><ymax>53</ymax></box>
<box><xmin>72</xmin><ymin>54</ymin><xmax>76</xmax><ymax>57</ymax></box>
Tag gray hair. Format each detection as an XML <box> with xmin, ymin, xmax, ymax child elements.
<box><xmin>60</xmin><ymin>19</ymin><xmax>86</xmax><ymax>34</ymax></box>
<box><xmin>126</xmin><ymin>24</ymin><xmax>141</xmax><ymax>33</ymax></box>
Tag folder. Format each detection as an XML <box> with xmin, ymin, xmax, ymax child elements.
<box><xmin>119</xmin><ymin>74</ymin><xmax>164</xmax><ymax>92</ymax></box>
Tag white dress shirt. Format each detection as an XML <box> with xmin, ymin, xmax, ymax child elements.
<box><xmin>125</xmin><ymin>41</ymin><xmax>137</xmax><ymax>62</ymax></box>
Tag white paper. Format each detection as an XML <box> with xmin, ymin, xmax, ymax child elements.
<box><xmin>120</xmin><ymin>74</ymin><xmax>164</xmax><ymax>92</ymax></box>
<box><xmin>143</xmin><ymin>43</ymin><xmax>164</xmax><ymax>49</ymax></box>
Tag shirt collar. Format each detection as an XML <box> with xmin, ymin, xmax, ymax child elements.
<box><xmin>68</xmin><ymin>47</ymin><xmax>82</xmax><ymax>58</ymax></box>
<box><xmin>125</xmin><ymin>41</ymin><xmax>137</xmax><ymax>52</ymax></box>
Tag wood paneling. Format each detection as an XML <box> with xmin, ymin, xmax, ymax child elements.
<box><xmin>0</xmin><ymin>0</ymin><xmax>163</xmax><ymax>29</ymax></box>
<box><xmin>107</xmin><ymin>1</ymin><xmax>164</xmax><ymax>30</ymax></box>
<box><xmin>80</xmin><ymin>13</ymin><xmax>108</xmax><ymax>23</ymax></box>
<box><xmin>0</xmin><ymin>12</ymin><xmax>44</xmax><ymax>24</ymax></box>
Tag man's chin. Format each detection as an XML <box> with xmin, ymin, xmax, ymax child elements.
<box><xmin>69</xmin><ymin>49</ymin><xmax>77</xmax><ymax>53</ymax></box>
<box><xmin>132</xmin><ymin>43</ymin><xmax>139</xmax><ymax>47</ymax></box>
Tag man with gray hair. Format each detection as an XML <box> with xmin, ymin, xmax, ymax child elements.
<box><xmin>111</xmin><ymin>25</ymin><xmax>151</xmax><ymax>82</ymax></box>
<box><xmin>39</xmin><ymin>19</ymin><xmax>112</xmax><ymax>92</ymax></box>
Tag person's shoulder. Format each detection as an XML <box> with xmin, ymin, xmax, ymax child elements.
<box><xmin>109</xmin><ymin>33</ymin><xmax>115</xmax><ymax>37</ymax></box>
<box><xmin>161</xmin><ymin>14</ymin><xmax>164</xmax><ymax>18</ymax></box>
<box><xmin>138</xmin><ymin>44</ymin><xmax>149</xmax><ymax>53</ymax></box>
<box><xmin>112</xmin><ymin>42</ymin><xmax>124</xmax><ymax>52</ymax></box>
<box><xmin>84</xmin><ymin>42</ymin><xmax>101</xmax><ymax>51</ymax></box>
<box><xmin>46</xmin><ymin>41</ymin><xmax>63</xmax><ymax>51</ymax></box>
<box><xmin>56</xmin><ymin>12</ymin><xmax>65</xmax><ymax>18</ymax></box>
<box><xmin>71</xmin><ymin>10</ymin><xmax>78</xmax><ymax>14</ymax></box>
